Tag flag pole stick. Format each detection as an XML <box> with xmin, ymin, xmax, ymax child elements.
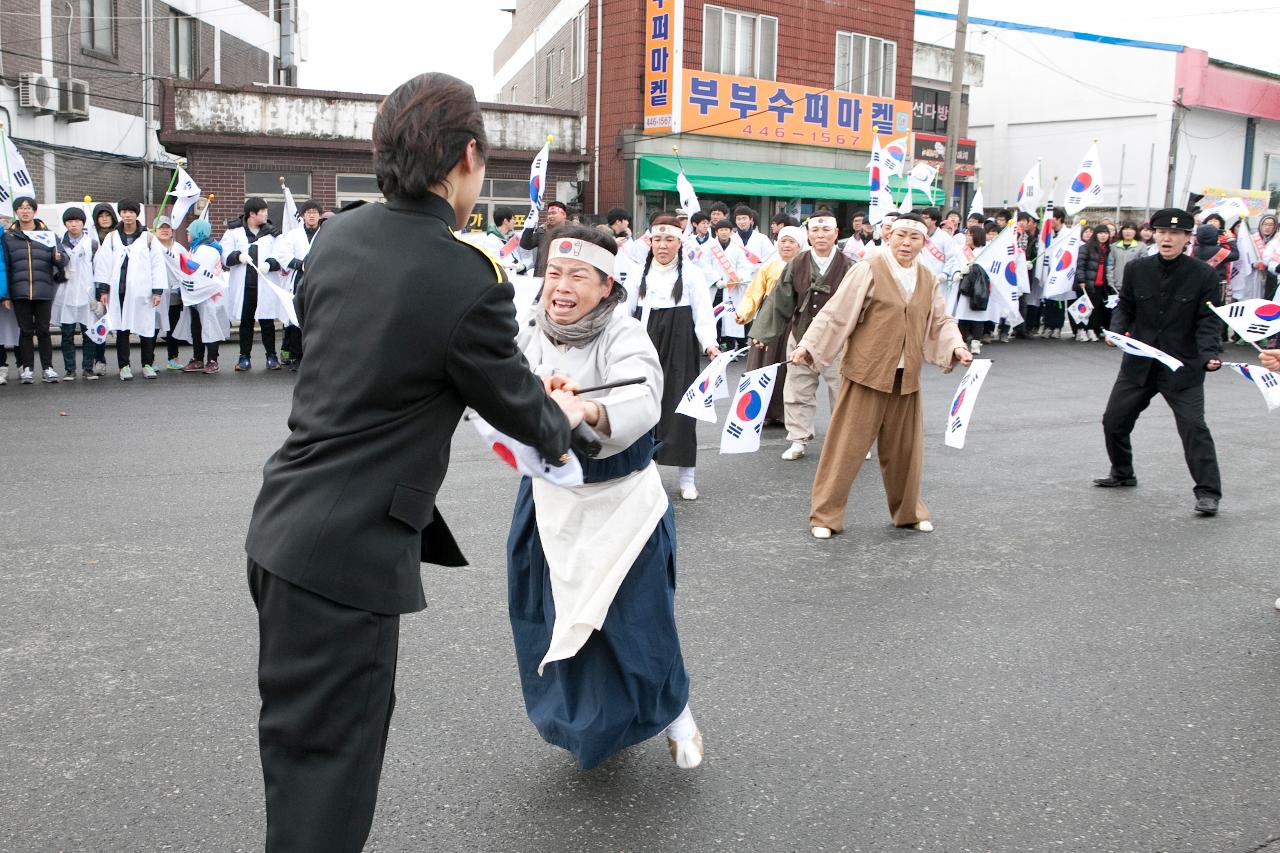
<box><xmin>155</xmin><ymin>160</ymin><xmax>182</xmax><ymax>229</ymax></box>
<box><xmin>573</xmin><ymin>376</ymin><xmax>648</xmax><ymax>395</ymax></box>
<box><xmin>0</xmin><ymin>123</ymin><xmax>16</xmax><ymax>216</ymax></box>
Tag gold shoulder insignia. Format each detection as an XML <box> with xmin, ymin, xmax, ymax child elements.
<box><xmin>450</xmin><ymin>229</ymin><xmax>505</xmax><ymax>283</ymax></box>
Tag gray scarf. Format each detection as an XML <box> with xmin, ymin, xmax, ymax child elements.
<box><xmin>534</xmin><ymin>283</ymin><xmax>627</xmax><ymax>347</ymax></box>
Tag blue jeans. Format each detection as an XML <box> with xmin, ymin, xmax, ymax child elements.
<box><xmin>62</xmin><ymin>323</ymin><xmax>104</xmax><ymax>373</ymax></box>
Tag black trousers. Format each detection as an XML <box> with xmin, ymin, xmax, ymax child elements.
<box><xmin>188</xmin><ymin>308</ymin><xmax>219</xmax><ymax>362</ymax></box>
<box><xmin>12</xmin><ymin>299</ymin><xmax>53</xmax><ymax>370</ymax></box>
<box><xmin>248</xmin><ymin>560</ymin><xmax>399</xmax><ymax>853</ymax></box>
<box><xmin>1102</xmin><ymin>369</ymin><xmax>1221</xmax><ymax>499</ymax></box>
<box><xmin>239</xmin><ymin>280</ymin><xmax>277</xmax><ymax>357</ymax></box>
<box><xmin>116</xmin><ymin>331</ymin><xmax>156</xmax><ymax>368</ymax></box>
<box><xmin>166</xmin><ymin>301</ymin><xmax>185</xmax><ymax>359</ymax></box>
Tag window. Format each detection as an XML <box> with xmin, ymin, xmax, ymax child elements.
<box><xmin>560</xmin><ymin>48</ymin><xmax>566</xmax><ymax>76</ymax></box>
<box><xmin>544</xmin><ymin>53</ymin><xmax>554</xmax><ymax>101</ymax></box>
<box><xmin>336</xmin><ymin>174</ymin><xmax>384</xmax><ymax>208</ymax></box>
<box><xmin>571</xmin><ymin>9</ymin><xmax>587</xmax><ymax>81</ymax></box>
<box><xmin>170</xmin><ymin>14</ymin><xmax>196</xmax><ymax>80</ymax></box>
<box><xmin>702</xmin><ymin>5</ymin><xmax>776</xmax><ymax>80</ymax></box>
<box><xmin>80</xmin><ymin>0</ymin><xmax>115</xmax><ymax>56</ymax></box>
<box><xmin>245</xmin><ymin>171</ymin><xmax>312</xmax><ymax>227</ymax></box>
<box><xmin>1266</xmin><ymin>154</ymin><xmax>1280</xmax><ymax>210</ymax></box>
<box><xmin>835</xmin><ymin>31</ymin><xmax>896</xmax><ymax>98</ymax></box>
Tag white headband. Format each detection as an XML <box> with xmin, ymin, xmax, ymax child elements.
<box><xmin>546</xmin><ymin>238</ymin><xmax>617</xmax><ymax>277</ymax></box>
<box><xmin>890</xmin><ymin>219</ymin><xmax>929</xmax><ymax>237</ymax></box>
<box><xmin>651</xmin><ymin>224</ymin><xmax>683</xmax><ymax>238</ymax></box>
<box><xmin>807</xmin><ymin>216</ymin><xmax>838</xmax><ymax>230</ymax></box>
<box><xmin>777</xmin><ymin>225</ymin><xmax>809</xmax><ymax>248</ymax></box>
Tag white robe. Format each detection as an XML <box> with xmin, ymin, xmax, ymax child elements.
<box><xmin>626</xmin><ymin>256</ymin><xmax>719</xmax><ymax>354</ymax></box>
<box><xmin>520</xmin><ymin>313</ymin><xmax>668</xmax><ymax>670</ymax></box>
<box><xmin>220</xmin><ymin>226</ymin><xmax>288</xmax><ymax>321</ymax></box>
<box><xmin>170</xmin><ymin>243</ymin><xmax>232</xmax><ymax>344</ymax></box>
<box><xmin>270</xmin><ymin>225</ymin><xmax>319</xmax><ymax>293</ymax></box>
<box><xmin>919</xmin><ymin>229</ymin><xmax>963</xmax><ymax>285</ymax></box>
<box><xmin>52</xmin><ymin>232</ymin><xmax>97</xmax><ymax>327</ymax></box>
<box><xmin>703</xmin><ymin>239</ymin><xmax>753</xmax><ymax>338</ymax></box>
<box><xmin>733</xmin><ymin>229</ymin><xmax>776</xmax><ymax>266</ymax></box>
<box><xmin>94</xmin><ymin>228</ymin><xmax>167</xmax><ymax>336</ymax></box>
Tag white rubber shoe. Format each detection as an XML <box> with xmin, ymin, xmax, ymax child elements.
<box><xmin>680</xmin><ymin>486</ymin><xmax>699</xmax><ymax>501</ymax></box>
<box><xmin>781</xmin><ymin>442</ymin><xmax>806</xmax><ymax>461</ymax></box>
<box><xmin>913</xmin><ymin>520</ymin><xmax>934</xmax><ymax>532</ymax></box>
<box><xmin>668</xmin><ymin>729</ymin><xmax>704</xmax><ymax>769</ymax></box>
<box><xmin>811</xmin><ymin>526</ymin><xmax>832</xmax><ymax>539</ymax></box>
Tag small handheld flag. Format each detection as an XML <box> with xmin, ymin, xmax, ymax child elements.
<box><xmin>1102</xmin><ymin>330</ymin><xmax>1183</xmax><ymax>371</ymax></box>
<box><xmin>469</xmin><ymin>413</ymin><xmax>584</xmax><ymax>486</ymax></box>
<box><xmin>720</xmin><ymin>363</ymin><xmax>779</xmax><ymax>454</ymax></box>
<box><xmin>1209</xmin><ymin>298</ymin><xmax>1280</xmax><ymax>343</ymax></box>
<box><xmin>1016</xmin><ymin>161</ymin><xmax>1042</xmax><ymax>216</ymax></box>
<box><xmin>676</xmin><ymin>347</ymin><xmax>747</xmax><ymax>423</ymax></box>
<box><xmin>85</xmin><ymin>313</ymin><xmax>113</xmax><ymax>345</ymax></box>
<box><xmin>1063</xmin><ymin>142</ymin><xmax>1104</xmax><ymax>216</ymax></box>
<box><xmin>944</xmin><ymin>358</ymin><xmax>992</xmax><ymax>450</ymax></box>
<box><xmin>1068</xmin><ymin>291</ymin><xmax>1094</xmax><ymax>324</ymax></box>
<box><xmin>1223</xmin><ymin>362</ymin><xmax>1280</xmax><ymax>412</ymax></box>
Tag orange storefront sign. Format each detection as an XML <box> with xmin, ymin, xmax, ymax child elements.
<box><xmin>678</xmin><ymin>69</ymin><xmax>913</xmax><ymax>154</ymax></box>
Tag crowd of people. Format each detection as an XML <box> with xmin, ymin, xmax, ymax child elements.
<box><xmin>0</xmin><ymin>195</ymin><xmax>327</xmax><ymax>384</ymax></box>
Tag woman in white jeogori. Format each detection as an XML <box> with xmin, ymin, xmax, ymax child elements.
<box><xmin>507</xmin><ymin>224</ymin><xmax>704</xmax><ymax>771</ymax></box>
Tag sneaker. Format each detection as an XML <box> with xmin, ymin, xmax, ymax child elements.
<box><xmin>235</xmin><ymin>355</ymin><xmax>251</xmax><ymax>372</ymax></box>
<box><xmin>1086</xmin><ymin>330</ymin><xmax>1099</xmax><ymax>342</ymax></box>
<box><xmin>279</xmin><ymin>349</ymin><xmax>292</xmax><ymax>363</ymax></box>
<box><xmin>165</xmin><ymin>358</ymin><xmax>183</xmax><ymax>371</ymax></box>
<box><xmin>83</xmin><ymin>369</ymin><xmax>98</xmax><ymax>381</ymax></box>
<box><xmin>119</xmin><ymin>365</ymin><xmax>133</xmax><ymax>381</ymax></box>
<box><xmin>969</xmin><ymin>338</ymin><xmax>982</xmax><ymax>355</ymax></box>
<box><xmin>1049</xmin><ymin>329</ymin><xmax>1061</xmax><ymax>339</ymax></box>
<box><xmin>998</xmin><ymin>330</ymin><xmax>1011</xmax><ymax>343</ymax></box>
<box><xmin>142</xmin><ymin>364</ymin><xmax>158</xmax><ymax>379</ymax></box>
<box><xmin>780</xmin><ymin>442</ymin><xmax>806</xmax><ymax>461</ymax></box>
<box><xmin>203</xmin><ymin>359</ymin><xmax>220</xmax><ymax>375</ymax></box>
<box><xmin>668</xmin><ymin>729</ymin><xmax>704</xmax><ymax>770</ymax></box>
<box><xmin>20</xmin><ymin>367</ymin><xmax>34</xmax><ymax>384</ymax></box>
<box><xmin>41</xmin><ymin>367</ymin><xmax>60</xmax><ymax>383</ymax></box>
<box><xmin>265</xmin><ymin>353</ymin><xmax>281</xmax><ymax>371</ymax></box>
<box><xmin>93</xmin><ymin>361</ymin><xmax>107</xmax><ymax>376</ymax></box>
<box><xmin>1075</xmin><ymin>330</ymin><xmax>1089</xmax><ymax>342</ymax></box>
<box><xmin>182</xmin><ymin>359</ymin><xmax>204</xmax><ymax>373</ymax></box>
<box><xmin>0</xmin><ymin>371</ymin><xmax>6</xmax><ymax>385</ymax></box>
<box><xmin>62</xmin><ymin>370</ymin><xmax>76</xmax><ymax>382</ymax></box>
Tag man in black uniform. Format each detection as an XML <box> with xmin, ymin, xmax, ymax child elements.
<box><xmin>243</xmin><ymin>73</ymin><xmax>585</xmax><ymax>852</ymax></box>
<box><xmin>1095</xmin><ymin>207</ymin><xmax>1223</xmax><ymax>515</ymax></box>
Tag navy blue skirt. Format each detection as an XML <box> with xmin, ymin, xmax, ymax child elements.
<box><xmin>506</xmin><ymin>436</ymin><xmax>690</xmax><ymax>770</ymax></box>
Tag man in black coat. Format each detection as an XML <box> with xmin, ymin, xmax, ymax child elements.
<box><xmin>1095</xmin><ymin>207</ymin><xmax>1224</xmax><ymax>515</ymax></box>
<box><xmin>243</xmin><ymin>73</ymin><xmax>585</xmax><ymax>852</ymax></box>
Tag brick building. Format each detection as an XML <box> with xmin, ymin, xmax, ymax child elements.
<box><xmin>158</xmin><ymin>81</ymin><xmax>587</xmax><ymax>233</ymax></box>
<box><xmin>0</xmin><ymin>0</ymin><xmax>298</xmax><ymax>208</ymax></box>
<box><xmin>494</xmin><ymin>0</ymin><xmax>923</xmax><ymax>224</ymax></box>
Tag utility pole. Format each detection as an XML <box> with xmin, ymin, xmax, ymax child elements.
<box><xmin>941</xmin><ymin>0</ymin><xmax>969</xmax><ymax>207</ymax></box>
<box><xmin>1164</xmin><ymin>88</ymin><xmax>1183</xmax><ymax>207</ymax></box>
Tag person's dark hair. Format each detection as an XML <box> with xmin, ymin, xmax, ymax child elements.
<box><xmin>984</xmin><ymin>223</ymin><xmax>999</xmax><ymax>238</ymax></box>
<box><xmin>895</xmin><ymin>212</ymin><xmax>928</xmax><ymax>228</ymax></box>
<box><xmin>811</xmin><ymin>207</ymin><xmax>836</xmax><ymax>221</ymax></box>
<box><xmin>1053</xmin><ymin>207</ymin><xmax>1066</xmax><ymax>222</ymax></box>
<box><xmin>1203</xmin><ymin>213</ymin><xmax>1225</xmax><ymax>230</ymax></box>
<box><xmin>12</xmin><ymin>196</ymin><xmax>36</xmax><ymax>212</ymax></box>
<box><xmin>714</xmin><ymin>219</ymin><xmax>734</xmax><ymax>232</ymax></box>
<box><xmin>967</xmin><ymin>225</ymin><xmax>987</xmax><ymax>248</ymax></box>
<box><xmin>606</xmin><ymin>207</ymin><xmax>631</xmax><ymax>226</ymax></box>
<box><xmin>493</xmin><ymin>205</ymin><xmax>515</xmax><ymax>226</ymax></box>
<box><xmin>1087</xmin><ymin>226</ymin><xmax>1112</xmax><ymax>252</ymax></box>
<box><xmin>243</xmin><ymin>196</ymin><xmax>268</xmax><ymax>217</ymax></box>
<box><xmin>1118</xmin><ymin>220</ymin><xmax>1138</xmax><ymax>239</ymax></box>
<box><xmin>709</xmin><ymin>201</ymin><xmax>730</xmax><ymax>216</ymax></box>
<box><xmin>299</xmin><ymin>200</ymin><xmax>324</xmax><ymax>216</ymax></box>
<box><xmin>966</xmin><ymin>212</ymin><xmax>983</xmax><ymax>224</ymax></box>
<box><xmin>639</xmin><ymin>214</ymin><xmax>685</xmax><ymax>303</ymax></box>
<box><xmin>771</xmin><ymin>212</ymin><xmax>794</xmax><ymax>227</ymax></box>
<box><xmin>546</xmin><ymin>200</ymin><xmax>568</xmax><ymax>214</ymax></box>
<box><xmin>732</xmin><ymin>204</ymin><xmax>757</xmax><ymax>223</ymax></box>
<box><xmin>850</xmin><ymin>210</ymin><xmax>867</xmax><ymax>223</ymax></box>
<box><xmin>995</xmin><ymin>208</ymin><xmax>1011</xmax><ymax>221</ymax></box>
<box><xmin>544</xmin><ymin>223</ymin><xmax>618</xmax><ymax>284</ymax></box>
<box><xmin>62</xmin><ymin>206</ymin><xmax>86</xmax><ymax>223</ymax></box>
<box><xmin>690</xmin><ymin>211</ymin><xmax>709</xmax><ymax>226</ymax></box>
<box><xmin>117</xmin><ymin>199</ymin><xmax>141</xmax><ymax>215</ymax></box>
<box><xmin>920</xmin><ymin>207</ymin><xmax>942</xmax><ymax>224</ymax></box>
<box><xmin>1016</xmin><ymin>210</ymin><xmax>1035</xmax><ymax>223</ymax></box>
<box><xmin>373</xmin><ymin>72</ymin><xmax>488</xmax><ymax>201</ymax></box>
<box><xmin>944</xmin><ymin>208</ymin><xmax>961</xmax><ymax>221</ymax></box>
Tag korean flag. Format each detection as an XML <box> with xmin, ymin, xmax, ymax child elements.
<box><xmin>720</xmin><ymin>364</ymin><xmax>779</xmax><ymax>454</ymax></box>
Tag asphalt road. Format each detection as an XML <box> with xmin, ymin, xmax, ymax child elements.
<box><xmin>2</xmin><ymin>339</ymin><xmax>1278</xmax><ymax>853</ymax></box>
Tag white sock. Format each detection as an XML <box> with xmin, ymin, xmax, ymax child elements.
<box><xmin>664</xmin><ymin>703</ymin><xmax>697</xmax><ymax>742</ymax></box>
<box><xmin>678</xmin><ymin>467</ymin><xmax>696</xmax><ymax>490</ymax></box>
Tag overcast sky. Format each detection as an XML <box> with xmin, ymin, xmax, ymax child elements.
<box><xmin>297</xmin><ymin>0</ymin><xmax>1279</xmax><ymax>98</ymax></box>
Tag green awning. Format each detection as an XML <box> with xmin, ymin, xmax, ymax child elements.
<box><xmin>637</xmin><ymin>154</ymin><xmax>943</xmax><ymax>204</ymax></box>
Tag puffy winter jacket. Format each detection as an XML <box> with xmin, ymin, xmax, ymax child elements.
<box><xmin>1075</xmin><ymin>242</ymin><xmax>1111</xmax><ymax>294</ymax></box>
<box><xmin>2</xmin><ymin>220</ymin><xmax>65</xmax><ymax>301</ymax></box>
<box><xmin>1108</xmin><ymin>240</ymin><xmax>1145</xmax><ymax>290</ymax></box>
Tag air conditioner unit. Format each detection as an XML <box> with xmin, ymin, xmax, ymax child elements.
<box><xmin>18</xmin><ymin>73</ymin><xmax>58</xmax><ymax>114</ymax></box>
<box><xmin>57</xmin><ymin>79</ymin><xmax>90</xmax><ymax>122</ymax></box>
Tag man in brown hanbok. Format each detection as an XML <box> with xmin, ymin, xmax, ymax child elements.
<box><xmin>790</xmin><ymin>214</ymin><xmax>972</xmax><ymax>539</ymax></box>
